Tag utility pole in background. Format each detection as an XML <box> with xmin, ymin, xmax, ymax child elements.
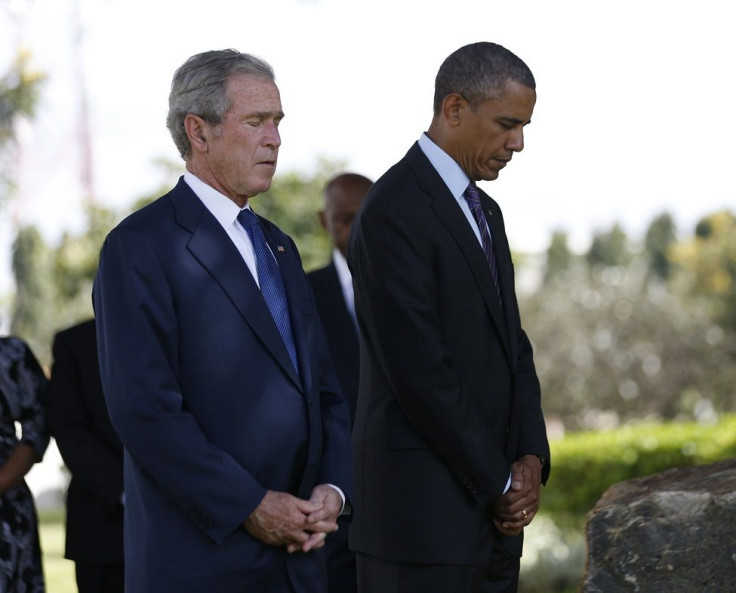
<box><xmin>72</xmin><ymin>0</ymin><xmax>95</xmax><ymax>203</ymax></box>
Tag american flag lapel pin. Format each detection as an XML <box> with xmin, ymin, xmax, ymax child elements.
<box><xmin>277</xmin><ymin>245</ymin><xmax>285</xmax><ymax>252</ymax></box>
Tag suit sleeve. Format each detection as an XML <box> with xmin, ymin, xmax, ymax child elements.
<box><xmin>313</xmin><ymin>311</ymin><xmax>352</xmax><ymax>499</ymax></box>
<box><xmin>47</xmin><ymin>332</ymin><xmax>124</xmax><ymax>511</ymax></box>
<box><xmin>513</xmin><ymin>326</ymin><xmax>551</xmax><ymax>484</ymax></box>
<box><xmin>294</xmin><ymin>242</ymin><xmax>352</xmax><ymax>497</ymax></box>
<box><xmin>350</xmin><ymin>197</ymin><xmax>511</xmax><ymax>506</ymax></box>
<box><xmin>93</xmin><ymin>226</ymin><xmax>267</xmax><ymax>544</ymax></box>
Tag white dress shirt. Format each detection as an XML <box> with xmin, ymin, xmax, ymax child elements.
<box><xmin>332</xmin><ymin>249</ymin><xmax>355</xmax><ymax>320</ymax></box>
<box><xmin>183</xmin><ymin>171</ymin><xmax>262</xmax><ymax>286</ymax></box>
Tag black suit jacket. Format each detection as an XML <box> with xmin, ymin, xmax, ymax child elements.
<box><xmin>348</xmin><ymin>143</ymin><xmax>550</xmax><ymax>565</ymax></box>
<box><xmin>307</xmin><ymin>261</ymin><xmax>359</xmax><ymax>423</ymax></box>
<box><xmin>47</xmin><ymin>319</ymin><xmax>124</xmax><ymax>563</ymax></box>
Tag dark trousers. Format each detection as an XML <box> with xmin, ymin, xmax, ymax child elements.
<box><xmin>355</xmin><ymin>551</ymin><xmax>519</xmax><ymax>593</ymax></box>
<box><xmin>75</xmin><ymin>561</ymin><xmax>125</xmax><ymax>593</ymax></box>
<box><xmin>324</xmin><ymin>535</ymin><xmax>358</xmax><ymax>593</ymax></box>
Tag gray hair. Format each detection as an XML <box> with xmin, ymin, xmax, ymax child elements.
<box><xmin>166</xmin><ymin>49</ymin><xmax>275</xmax><ymax>159</ymax></box>
<box><xmin>433</xmin><ymin>42</ymin><xmax>535</xmax><ymax>114</ymax></box>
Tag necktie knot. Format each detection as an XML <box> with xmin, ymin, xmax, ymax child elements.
<box><xmin>463</xmin><ymin>182</ymin><xmax>502</xmax><ymax>306</ymax></box>
<box><xmin>237</xmin><ymin>207</ymin><xmax>259</xmax><ymax>230</ymax></box>
<box><xmin>464</xmin><ymin>183</ymin><xmax>482</xmax><ymax>206</ymax></box>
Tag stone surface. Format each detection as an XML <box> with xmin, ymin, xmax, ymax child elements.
<box><xmin>582</xmin><ymin>458</ymin><xmax>736</xmax><ymax>592</ymax></box>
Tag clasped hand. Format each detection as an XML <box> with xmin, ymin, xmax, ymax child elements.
<box><xmin>490</xmin><ymin>455</ymin><xmax>542</xmax><ymax>536</ymax></box>
<box><xmin>243</xmin><ymin>484</ymin><xmax>341</xmax><ymax>553</ymax></box>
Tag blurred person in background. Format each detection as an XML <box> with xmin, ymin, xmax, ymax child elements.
<box><xmin>0</xmin><ymin>335</ymin><xmax>49</xmax><ymax>593</ymax></box>
<box><xmin>308</xmin><ymin>172</ymin><xmax>372</xmax><ymax>593</ymax></box>
<box><xmin>47</xmin><ymin>318</ymin><xmax>124</xmax><ymax>593</ymax></box>
<box><xmin>309</xmin><ymin>172</ymin><xmax>372</xmax><ymax>425</ymax></box>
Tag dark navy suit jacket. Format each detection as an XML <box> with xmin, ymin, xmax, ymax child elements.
<box><xmin>307</xmin><ymin>261</ymin><xmax>359</xmax><ymax>424</ymax></box>
<box><xmin>93</xmin><ymin>178</ymin><xmax>351</xmax><ymax>593</ymax></box>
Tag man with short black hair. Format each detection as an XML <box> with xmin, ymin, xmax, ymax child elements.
<box><xmin>348</xmin><ymin>42</ymin><xmax>551</xmax><ymax>593</ymax></box>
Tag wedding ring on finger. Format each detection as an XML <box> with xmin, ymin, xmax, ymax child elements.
<box><xmin>521</xmin><ymin>509</ymin><xmax>528</xmax><ymax>520</ymax></box>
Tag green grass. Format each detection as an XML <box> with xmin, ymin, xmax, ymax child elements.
<box><xmin>39</xmin><ymin>521</ymin><xmax>76</xmax><ymax>593</ymax></box>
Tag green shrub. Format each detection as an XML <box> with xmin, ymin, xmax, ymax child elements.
<box><xmin>542</xmin><ymin>414</ymin><xmax>736</xmax><ymax>524</ymax></box>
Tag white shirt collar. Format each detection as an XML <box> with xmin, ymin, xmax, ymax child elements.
<box><xmin>417</xmin><ymin>132</ymin><xmax>470</xmax><ymax>200</ymax></box>
<box><xmin>183</xmin><ymin>170</ymin><xmax>248</xmax><ymax>227</ymax></box>
<box><xmin>332</xmin><ymin>248</ymin><xmax>352</xmax><ymax>288</ymax></box>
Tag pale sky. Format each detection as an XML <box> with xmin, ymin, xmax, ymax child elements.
<box><xmin>2</xmin><ymin>0</ymin><xmax>736</xmax><ymax>301</ymax></box>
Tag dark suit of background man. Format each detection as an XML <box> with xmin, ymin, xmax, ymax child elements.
<box><xmin>308</xmin><ymin>172</ymin><xmax>372</xmax><ymax>593</ymax></box>
<box><xmin>47</xmin><ymin>319</ymin><xmax>124</xmax><ymax>593</ymax></box>
<box><xmin>348</xmin><ymin>42</ymin><xmax>551</xmax><ymax>593</ymax></box>
<box><xmin>309</xmin><ymin>173</ymin><xmax>372</xmax><ymax>424</ymax></box>
<box><xmin>93</xmin><ymin>49</ymin><xmax>351</xmax><ymax>593</ymax></box>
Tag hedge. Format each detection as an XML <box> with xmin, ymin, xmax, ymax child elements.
<box><xmin>541</xmin><ymin>414</ymin><xmax>736</xmax><ymax>524</ymax></box>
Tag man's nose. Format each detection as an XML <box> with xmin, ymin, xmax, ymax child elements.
<box><xmin>507</xmin><ymin>127</ymin><xmax>525</xmax><ymax>152</ymax></box>
<box><xmin>264</xmin><ymin>123</ymin><xmax>281</xmax><ymax>148</ymax></box>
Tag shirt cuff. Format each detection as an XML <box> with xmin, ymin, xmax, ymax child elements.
<box><xmin>325</xmin><ymin>483</ymin><xmax>346</xmax><ymax>514</ymax></box>
<box><xmin>502</xmin><ymin>472</ymin><xmax>512</xmax><ymax>494</ymax></box>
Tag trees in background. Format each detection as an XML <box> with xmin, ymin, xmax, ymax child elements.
<box><xmin>0</xmin><ymin>50</ymin><xmax>45</xmax><ymax>205</ymax></box>
<box><xmin>674</xmin><ymin>211</ymin><xmax>736</xmax><ymax>332</ymax></box>
<box><xmin>644</xmin><ymin>212</ymin><xmax>677</xmax><ymax>281</ymax></box>
<box><xmin>526</xmin><ymin>212</ymin><xmax>736</xmax><ymax>432</ymax></box>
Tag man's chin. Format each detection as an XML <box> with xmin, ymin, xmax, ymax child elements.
<box><xmin>477</xmin><ymin>170</ymin><xmax>500</xmax><ymax>182</ymax></box>
<box><xmin>248</xmin><ymin>179</ymin><xmax>275</xmax><ymax>197</ymax></box>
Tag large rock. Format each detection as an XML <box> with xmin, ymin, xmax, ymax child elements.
<box><xmin>582</xmin><ymin>458</ymin><xmax>736</xmax><ymax>592</ymax></box>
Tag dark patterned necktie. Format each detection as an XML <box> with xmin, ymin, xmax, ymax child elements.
<box><xmin>238</xmin><ymin>208</ymin><xmax>299</xmax><ymax>374</ymax></box>
<box><xmin>464</xmin><ymin>183</ymin><xmax>502</xmax><ymax>304</ymax></box>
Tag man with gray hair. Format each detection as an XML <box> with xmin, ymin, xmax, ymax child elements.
<box><xmin>94</xmin><ymin>49</ymin><xmax>351</xmax><ymax>593</ymax></box>
<box><xmin>348</xmin><ymin>42</ymin><xmax>551</xmax><ymax>592</ymax></box>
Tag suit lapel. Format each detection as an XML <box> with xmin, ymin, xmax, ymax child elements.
<box><xmin>407</xmin><ymin>146</ymin><xmax>512</xmax><ymax>365</ymax></box>
<box><xmin>170</xmin><ymin>180</ymin><xmax>302</xmax><ymax>390</ymax></box>
<box><xmin>479</xmin><ymin>190</ymin><xmax>519</xmax><ymax>368</ymax></box>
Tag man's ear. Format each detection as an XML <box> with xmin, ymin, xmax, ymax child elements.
<box><xmin>317</xmin><ymin>210</ymin><xmax>328</xmax><ymax>232</ymax></box>
<box><xmin>441</xmin><ymin>93</ymin><xmax>465</xmax><ymax>128</ymax></box>
<box><xmin>184</xmin><ymin>114</ymin><xmax>210</xmax><ymax>154</ymax></box>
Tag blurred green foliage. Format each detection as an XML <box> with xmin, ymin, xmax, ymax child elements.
<box><xmin>673</xmin><ymin>210</ymin><xmax>736</xmax><ymax>331</ymax></box>
<box><xmin>1</xmin><ymin>50</ymin><xmax>45</xmax><ymax>205</ymax></box>
<box><xmin>542</xmin><ymin>414</ymin><xmax>736</xmax><ymax>525</ymax></box>
<box><xmin>525</xmin><ymin>212</ymin><xmax>736</xmax><ymax>432</ymax></box>
<box><xmin>585</xmin><ymin>222</ymin><xmax>631</xmax><ymax>269</ymax></box>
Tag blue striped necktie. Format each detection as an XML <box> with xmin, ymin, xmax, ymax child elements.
<box><xmin>238</xmin><ymin>208</ymin><xmax>299</xmax><ymax>374</ymax></box>
<box><xmin>464</xmin><ymin>183</ymin><xmax>502</xmax><ymax>304</ymax></box>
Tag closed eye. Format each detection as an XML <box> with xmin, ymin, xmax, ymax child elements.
<box><xmin>497</xmin><ymin>117</ymin><xmax>531</xmax><ymax>130</ymax></box>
